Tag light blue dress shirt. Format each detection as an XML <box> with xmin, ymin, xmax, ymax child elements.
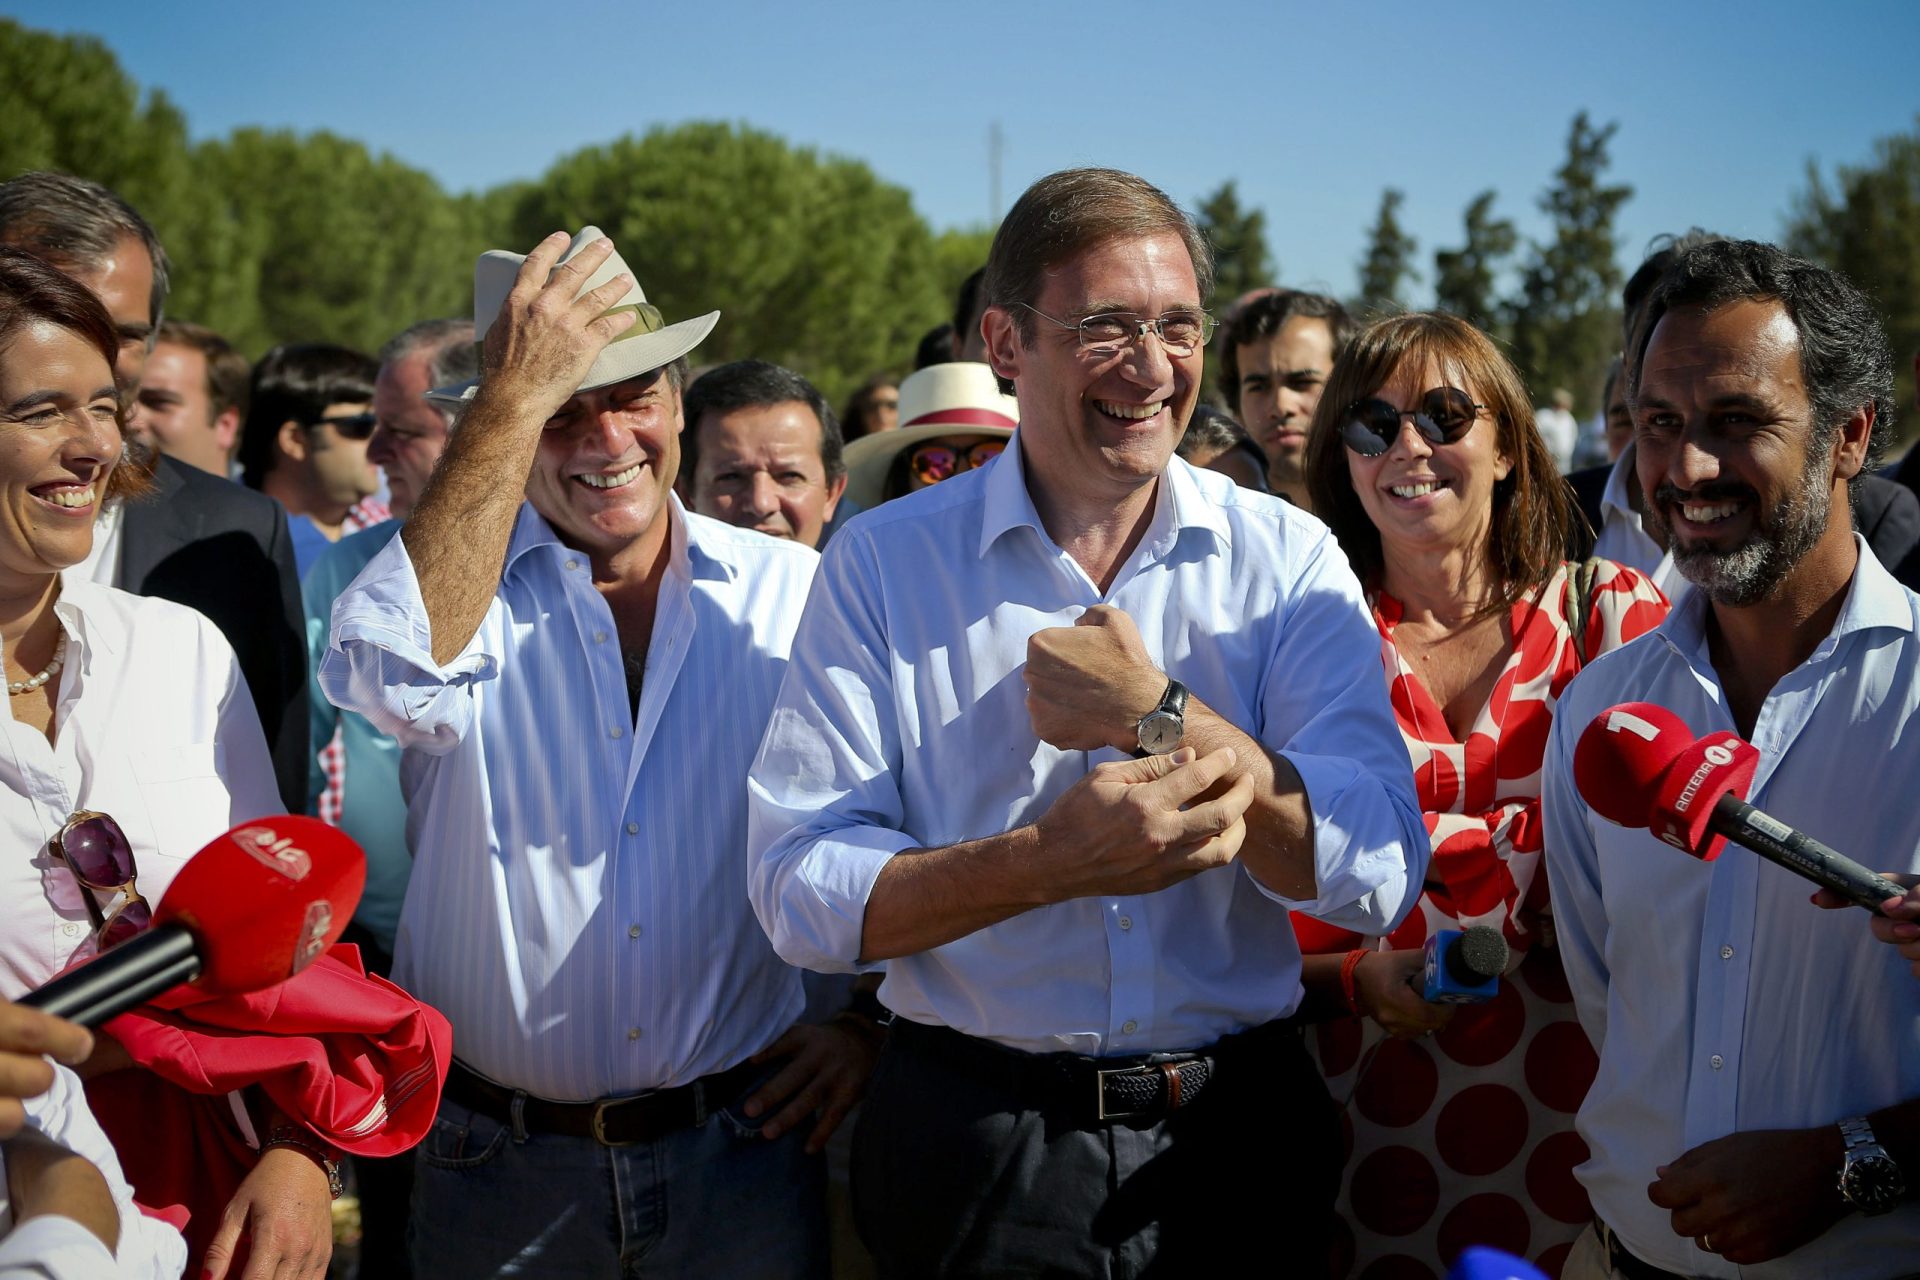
<box><xmin>747</xmin><ymin>443</ymin><xmax>1427</xmax><ymax>1056</ymax></box>
<box><xmin>1543</xmin><ymin>536</ymin><xmax>1920</xmax><ymax>1277</ymax></box>
<box><xmin>321</xmin><ymin>498</ymin><xmax>817</xmax><ymax>1101</ymax></box>
<box><xmin>304</xmin><ymin>520</ymin><xmax>409</xmax><ymax>952</ymax></box>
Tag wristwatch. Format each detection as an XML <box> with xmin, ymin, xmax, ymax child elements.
<box><xmin>1133</xmin><ymin>679</ymin><xmax>1189</xmax><ymax>757</ymax></box>
<box><xmin>1837</xmin><ymin>1115</ymin><xmax>1905</xmax><ymax>1216</ymax></box>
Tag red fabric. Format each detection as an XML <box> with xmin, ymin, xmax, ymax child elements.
<box><xmin>82</xmin><ymin>944</ymin><xmax>451</xmax><ymax>1267</ymax></box>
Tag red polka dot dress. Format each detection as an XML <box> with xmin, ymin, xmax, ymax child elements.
<box><xmin>1298</xmin><ymin>560</ymin><xmax>1668</xmax><ymax>1280</ymax></box>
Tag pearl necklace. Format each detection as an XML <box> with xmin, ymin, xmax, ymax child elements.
<box><xmin>8</xmin><ymin>632</ymin><xmax>66</xmax><ymax>696</ymax></box>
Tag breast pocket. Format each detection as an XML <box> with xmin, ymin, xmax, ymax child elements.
<box><xmin>129</xmin><ymin>743</ymin><xmax>235</xmax><ymax>876</ymax></box>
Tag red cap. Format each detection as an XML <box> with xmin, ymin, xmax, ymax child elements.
<box><xmin>154</xmin><ymin>815</ymin><xmax>365</xmax><ymax>996</ymax></box>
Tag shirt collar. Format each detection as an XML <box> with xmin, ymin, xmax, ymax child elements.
<box><xmin>504</xmin><ymin>494</ymin><xmax>731</xmax><ymax>585</ymax></box>
<box><xmin>1657</xmin><ymin>532</ymin><xmax>1914</xmax><ymax>668</ymax></box>
<box><xmin>976</xmin><ymin>434</ymin><xmax>1233</xmax><ymax>560</ymax></box>
<box><xmin>51</xmin><ymin>572</ymin><xmax>122</xmax><ymax>660</ymax></box>
<box><xmin>1599</xmin><ymin>445</ymin><xmax>1639</xmax><ymax>519</ymax></box>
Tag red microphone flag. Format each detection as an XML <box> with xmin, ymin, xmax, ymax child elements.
<box><xmin>1574</xmin><ymin>703</ymin><xmax>1761</xmax><ymax>860</ymax></box>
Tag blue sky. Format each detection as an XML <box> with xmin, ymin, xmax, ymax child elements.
<box><xmin>18</xmin><ymin>0</ymin><xmax>1919</xmax><ymax>301</ymax></box>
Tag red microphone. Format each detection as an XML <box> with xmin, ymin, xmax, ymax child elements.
<box><xmin>21</xmin><ymin>815</ymin><xmax>365</xmax><ymax>1027</ymax></box>
<box><xmin>1574</xmin><ymin>703</ymin><xmax>1908</xmax><ymax>912</ymax></box>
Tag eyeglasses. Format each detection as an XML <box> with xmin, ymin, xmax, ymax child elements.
<box><xmin>50</xmin><ymin>810</ymin><xmax>151</xmax><ymax>950</ymax></box>
<box><xmin>1018</xmin><ymin>304</ymin><xmax>1217</xmax><ymax>357</ymax></box>
<box><xmin>1339</xmin><ymin>387</ymin><xmax>1487</xmax><ymax>457</ymax></box>
<box><xmin>306</xmin><ymin>412</ymin><xmax>378</xmax><ymax>441</ymax></box>
<box><xmin>908</xmin><ymin>439</ymin><xmax>1006</xmax><ymax>487</ymax></box>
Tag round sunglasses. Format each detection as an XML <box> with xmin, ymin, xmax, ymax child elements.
<box><xmin>50</xmin><ymin>809</ymin><xmax>151</xmax><ymax>951</ymax></box>
<box><xmin>1339</xmin><ymin>386</ymin><xmax>1486</xmax><ymax>457</ymax></box>
<box><xmin>908</xmin><ymin>438</ymin><xmax>1006</xmax><ymax>487</ymax></box>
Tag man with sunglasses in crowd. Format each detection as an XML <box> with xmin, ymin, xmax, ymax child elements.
<box><xmin>747</xmin><ymin>167</ymin><xmax>1425</xmax><ymax>1275</ymax></box>
<box><xmin>239</xmin><ymin>343</ymin><xmax>388</xmax><ymax>577</ymax></box>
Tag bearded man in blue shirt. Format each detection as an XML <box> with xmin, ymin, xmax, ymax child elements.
<box><xmin>1543</xmin><ymin>240</ymin><xmax>1920</xmax><ymax>1278</ymax></box>
<box><xmin>747</xmin><ymin>168</ymin><xmax>1428</xmax><ymax>1276</ymax></box>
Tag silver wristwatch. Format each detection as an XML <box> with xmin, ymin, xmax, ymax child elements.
<box><xmin>1837</xmin><ymin>1115</ymin><xmax>1905</xmax><ymax>1216</ymax></box>
<box><xmin>1133</xmin><ymin>679</ymin><xmax>1188</xmax><ymax>756</ymax></box>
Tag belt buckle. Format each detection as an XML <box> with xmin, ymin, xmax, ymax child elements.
<box><xmin>589</xmin><ymin>1097</ymin><xmax>641</xmax><ymax>1148</ymax></box>
<box><xmin>1093</xmin><ymin>1064</ymin><xmax>1157</xmax><ymax>1122</ymax></box>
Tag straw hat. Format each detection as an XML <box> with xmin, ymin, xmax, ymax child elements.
<box><xmin>427</xmin><ymin>226</ymin><xmax>718</xmax><ymax>411</ymax></box>
<box><xmin>841</xmin><ymin>363</ymin><xmax>1019</xmax><ymax>509</ymax></box>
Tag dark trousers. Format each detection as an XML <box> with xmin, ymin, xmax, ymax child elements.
<box><xmin>339</xmin><ymin>923</ymin><xmax>413</xmax><ymax>1280</ymax></box>
<box><xmin>852</xmin><ymin>1019</ymin><xmax>1341</xmax><ymax>1279</ymax></box>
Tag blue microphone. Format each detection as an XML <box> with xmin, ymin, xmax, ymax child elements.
<box><xmin>1422</xmin><ymin>926</ymin><xmax>1508</xmax><ymax>1004</ymax></box>
<box><xmin>1447</xmin><ymin>1245</ymin><xmax>1546</xmax><ymax>1280</ymax></box>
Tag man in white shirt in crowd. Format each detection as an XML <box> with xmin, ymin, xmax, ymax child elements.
<box><xmin>747</xmin><ymin>168</ymin><xmax>1426</xmax><ymax>1275</ymax></box>
<box><xmin>1218</xmin><ymin>288</ymin><xmax>1354</xmax><ymax>512</ymax></box>
<box><xmin>1543</xmin><ymin>239</ymin><xmax>1920</xmax><ymax>1278</ymax></box>
<box><xmin>322</xmin><ymin>228</ymin><xmax>873</xmax><ymax>1278</ymax></box>
<box><xmin>679</xmin><ymin>359</ymin><xmax>846</xmax><ymax>549</ymax></box>
<box><xmin>130</xmin><ymin>320</ymin><xmax>247</xmax><ymax>478</ymax></box>
<box><xmin>1536</xmin><ymin>387</ymin><xmax>1579</xmax><ymax>473</ymax></box>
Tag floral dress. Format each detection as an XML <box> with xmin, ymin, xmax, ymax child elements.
<box><xmin>1296</xmin><ymin>560</ymin><xmax>1669</xmax><ymax>1280</ymax></box>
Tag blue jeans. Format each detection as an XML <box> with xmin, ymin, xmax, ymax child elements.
<box><xmin>408</xmin><ymin>1086</ymin><xmax>828</xmax><ymax>1278</ymax></box>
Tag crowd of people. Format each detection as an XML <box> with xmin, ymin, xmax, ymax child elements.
<box><xmin>0</xmin><ymin>160</ymin><xmax>1916</xmax><ymax>1280</ymax></box>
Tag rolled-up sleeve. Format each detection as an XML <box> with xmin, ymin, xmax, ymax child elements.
<box><xmin>747</xmin><ymin>529</ymin><xmax>907</xmax><ymax>974</ymax></box>
<box><xmin>1249</xmin><ymin>526</ymin><xmax>1428</xmax><ymax>934</ymax></box>
<box><xmin>317</xmin><ymin>532</ymin><xmax>499</xmax><ymax>755</ymax></box>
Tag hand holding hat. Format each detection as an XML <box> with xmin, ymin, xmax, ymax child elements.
<box><xmin>429</xmin><ymin>227</ymin><xmax>721</xmax><ymax>417</ymax></box>
<box><xmin>476</xmin><ymin>232</ymin><xmax>639</xmax><ymax>420</ymax></box>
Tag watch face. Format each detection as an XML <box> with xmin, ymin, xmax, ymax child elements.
<box><xmin>1138</xmin><ymin>711</ymin><xmax>1182</xmax><ymax>754</ymax></box>
<box><xmin>1843</xmin><ymin>1153</ymin><xmax>1906</xmax><ymax>1213</ymax></box>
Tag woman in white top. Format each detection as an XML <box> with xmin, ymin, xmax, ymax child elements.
<box><xmin>0</xmin><ymin>248</ymin><xmax>325</xmax><ymax>1279</ymax></box>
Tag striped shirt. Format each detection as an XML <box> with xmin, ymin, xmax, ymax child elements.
<box><xmin>320</xmin><ymin>498</ymin><xmax>817</xmax><ymax>1101</ymax></box>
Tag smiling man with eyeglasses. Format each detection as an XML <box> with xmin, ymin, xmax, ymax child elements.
<box><xmin>238</xmin><ymin>342</ymin><xmax>386</xmax><ymax>575</ymax></box>
<box><xmin>748</xmin><ymin>167</ymin><xmax>1426</xmax><ymax>1275</ymax></box>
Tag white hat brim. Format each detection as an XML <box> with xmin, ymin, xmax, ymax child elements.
<box><xmin>842</xmin><ymin>420</ymin><xmax>1015</xmax><ymax>511</ymax></box>
<box><xmin>425</xmin><ymin>310</ymin><xmax>720</xmax><ymax>413</ymax></box>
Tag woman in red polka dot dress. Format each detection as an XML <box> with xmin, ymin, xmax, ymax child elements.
<box><xmin>1296</xmin><ymin>313</ymin><xmax>1669</xmax><ymax>1280</ymax></box>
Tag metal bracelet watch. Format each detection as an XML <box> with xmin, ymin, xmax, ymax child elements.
<box><xmin>1837</xmin><ymin>1115</ymin><xmax>1905</xmax><ymax>1216</ymax></box>
<box><xmin>1133</xmin><ymin>678</ymin><xmax>1189</xmax><ymax>757</ymax></box>
<box><xmin>263</xmin><ymin>1125</ymin><xmax>346</xmax><ymax>1200</ymax></box>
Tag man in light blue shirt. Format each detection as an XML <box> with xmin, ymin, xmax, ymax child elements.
<box><xmin>1543</xmin><ymin>239</ymin><xmax>1920</xmax><ymax>1278</ymax></box>
<box><xmin>748</xmin><ymin>168</ymin><xmax>1427</xmax><ymax>1275</ymax></box>
<box><xmin>322</xmin><ymin>229</ymin><xmax>867</xmax><ymax>1278</ymax></box>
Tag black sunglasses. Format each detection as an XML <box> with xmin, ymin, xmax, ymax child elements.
<box><xmin>1339</xmin><ymin>387</ymin><xmax>1486</xmax><ymax>457</ymax></box>
<box><xmin>307</xmin><ymin>412</ymin><xmax>378</xmax><ymax>441</ymax></box>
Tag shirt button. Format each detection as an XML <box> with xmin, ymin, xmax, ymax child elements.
<box><xmin>1121</xmin><ymin>1019</ymin><xmax>1138</xmax><ymax>1035</ymax></box>
<box><xmin>61</xmin><ymin>922</ymin><xmax>80</xmax><ymax>937</ymax></box>
<box><xmin>628</xmin><ymin>1027</ymin><xmax>642</xmax><ymax>1041</ymax></box>
<box><xmin>1710</xmin><ymin>1054</ymin><xmax>1724</xmax><ymax>1070</ymax></box>
<box><xmin>1118</xmin><ymin>915</ymin><xmax>1133</xmax><ymax>931</ymax></box>
<box><xmin>1720</xmin><ymin>945</ymin><xmax>1734</xmax><ymax>960</ymax></box>
<box><xmin>628</xmin><ymin>924</ymin><xmax>641</xmax><ymax>939</ymax></box>
<box><xmin>610</xmin><ymin>726</ymin><xmax>624</xmax><ymax>739</ymax></box>
<box><xmin>565</xmin><ymin>559</ymin><xmax>579</xmax><ymax>571</ymax></box>
<box><xmin>626</xmin><ymin>821</ymin><xmax>640</xmax><ymax>835</ymax></box>
<box><xmin>594</xmin><ymin>630</ymin><xmax>608</xmax><ymax>643</ymax></box>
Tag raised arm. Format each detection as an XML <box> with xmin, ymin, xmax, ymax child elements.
<box><xmin>401</xmin><ymin>232</ymin><xmax>637</xmax><ymax>665</ymax></box>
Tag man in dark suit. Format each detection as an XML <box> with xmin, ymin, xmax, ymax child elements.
<box><xmin>0</xmin><ymin>172</ymin><xmax>308</xmax><ymax>812</ymax></box>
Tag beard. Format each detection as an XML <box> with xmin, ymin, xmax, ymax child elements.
<box><xmin>1648</xmin><ymin>451</ymin><xmax>1833</xmax><ymax>607</ymax></box>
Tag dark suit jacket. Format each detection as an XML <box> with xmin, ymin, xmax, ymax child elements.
<box><xmin>1564</xmin><ymin>453</ymin><xmax>1920</xmax><ymax>590</ymax></box>
<box><xmin>115</xmin><ymin>455</ymin><xmax>310</xmax><ymax>813</ymax></box>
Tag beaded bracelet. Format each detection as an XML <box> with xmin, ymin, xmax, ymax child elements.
<box><xmin>263</xmin><ymin>1125</ymin><xmax>345</xmax><ymax>1200</ymax></box>
<box><xmin>1338</xmin><ymin>948</ymin><xmax>1372</xmax><ymax>1016</ymax></box>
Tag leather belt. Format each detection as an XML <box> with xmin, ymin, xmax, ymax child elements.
<box><xmin>1592</xmin><ymin>1219</ymin><xmax>1697</xmax><ymax>1280</ymax></box>
<box><xmin>443</xmin><ymin>1058</ymin><xmax>762</xmax><ymax>1147</ymax></box>
<box><xmin>889</xmin><ymin>1016</ymin><xmax>1299</xmax><ymax>1128</ymax></box>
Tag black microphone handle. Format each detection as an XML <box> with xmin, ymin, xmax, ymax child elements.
<box><xmin>1711</xmin><ymin>795</ymin><xmax>1911</xmax><ymax>914</ymax></box>
<box><xmin>18</xmin><ymin>927</ymin><xmax>202</xmax><ymax>1027</ymax></box>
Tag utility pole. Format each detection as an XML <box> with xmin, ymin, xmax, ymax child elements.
<box><xmin>988</xmin><ymin>121</ymin><xmax>1003</xmax><ymax>224</ymax></box>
